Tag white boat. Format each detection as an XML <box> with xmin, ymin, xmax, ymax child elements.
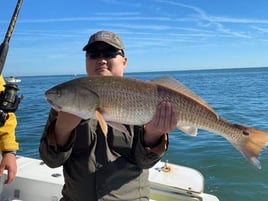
<box><xmin>5</xmin><ymin>76</ymin><xmax>21</xmax><ymax>83</ymax></box>
<box><xmin>0</xmin><ymin>156</ymin><xmax>219</xmax><ymax>201</ymax></box>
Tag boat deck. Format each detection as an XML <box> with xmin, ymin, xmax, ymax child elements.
<box><xmin>0</xmin><ymin>156</ymin><xmax>219</xmax><ymax>201</ymax></box>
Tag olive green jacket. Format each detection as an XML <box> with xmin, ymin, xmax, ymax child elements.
<box><xmin>39</xmin><ymin>109</ymin><xmax>168</xmax><ymax>201</ymax></box>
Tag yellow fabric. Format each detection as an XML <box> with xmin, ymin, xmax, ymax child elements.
<box><xmin>0</xmin><ymin>75</ymin><xmax>19</xmax><ymax>151</ymax></box>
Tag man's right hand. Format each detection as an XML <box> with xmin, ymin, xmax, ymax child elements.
<box><xmin>54</xmin><ymin>111</ymin><xmax>81</xmax><ymax>146</ymax></box>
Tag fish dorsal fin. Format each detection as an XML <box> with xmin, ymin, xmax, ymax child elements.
<box><xmin>150</xmin><ymin>76</ymin><xmax>219</xmax><ymax>119</ymax></box>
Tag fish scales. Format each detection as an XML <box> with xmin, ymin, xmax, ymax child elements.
<box><xmin>86</xmin><ymin>77</ymin><xmax>217</xmax><ymax>127</ymax></box>
<box><xmin>86</xmin><ymin>77</ymin><xmax>160</xmax><ymax>124</ymax></box>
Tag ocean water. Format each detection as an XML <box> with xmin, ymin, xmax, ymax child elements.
<box><xmin>14</xmin><ymin>67</ymin><xmax>268</xmax><ymax>201</ymax></box>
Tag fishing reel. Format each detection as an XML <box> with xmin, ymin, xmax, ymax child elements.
<box><xmin>0</xmin><ymin>83</ymin><xmax>22</xmax><ymax>127</ymax></box>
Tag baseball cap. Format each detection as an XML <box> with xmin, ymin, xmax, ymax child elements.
<box><xmin>82</xmin><ymin>30</ymin><xmax>125</xmax><ymax>51</ymax></box>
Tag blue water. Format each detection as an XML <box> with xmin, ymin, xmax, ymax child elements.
<box><xmin>14</xmin><ymin>67</ymin><xmax>268</xmax><ymax>201</ymax></box>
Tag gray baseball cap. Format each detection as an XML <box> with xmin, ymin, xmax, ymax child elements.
<box><xmin>82</xmin><ymin>30</ymin><xmax>124</xmax><ymax>51</ymax></box>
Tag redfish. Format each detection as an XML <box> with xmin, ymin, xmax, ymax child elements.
<box><xmin>45</xmin><ymin>76</ymin><xmax>268</xmax><ymax>169</ymax></box>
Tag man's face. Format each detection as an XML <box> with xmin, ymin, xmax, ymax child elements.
<box><xmin>85</xmin><ymin>42</ymin><xmax>127</xmax><ymax>77</ymax></box>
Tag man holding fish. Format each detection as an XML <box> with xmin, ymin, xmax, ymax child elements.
<box><xmin>39</xmin><ymin>30</ymin><xmax>177</xmax><ymax>201</ymax></box>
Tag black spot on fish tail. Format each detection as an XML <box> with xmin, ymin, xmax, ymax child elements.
<box><xmin>234</xmin><ymin>124</ymin><xmax>250</xmax><ymax>136</ymax></box>
<box><xmin>242</xmin><ymin>130</ymin><xmax>250</xmax><ymax>136</ymax></box>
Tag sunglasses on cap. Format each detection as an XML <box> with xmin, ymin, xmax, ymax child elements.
<box><xmin>86</xmin><ymin>50</ymin><xmax>124</xmax><ymax>59</ymax></box>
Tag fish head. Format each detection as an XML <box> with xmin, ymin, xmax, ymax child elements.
<box><xmin>45</xmin><ymin>78</ymin><xmax>100</xmax><ymax>119</ymax></box>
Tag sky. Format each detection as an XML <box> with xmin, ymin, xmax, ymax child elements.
<box><xmin>1</xmin><ymin>0</ymin><xmax>268</xmax><ymax>76</ymax></box>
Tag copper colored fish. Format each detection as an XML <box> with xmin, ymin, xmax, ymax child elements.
<box><xmin>45</xmin><ymin>76</ymin><xmax>268</xmax><ymax>169</ymax></box>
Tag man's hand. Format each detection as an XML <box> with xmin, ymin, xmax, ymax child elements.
<box><xmin>0</xmin><ymin>153</ymin><xmax>17</xmax><ymax>184</ymax></box>
<box><xmin>54</xmin><ymin>111</ymin><xmax>82</xmax><ymax>146</ymax></box>
<box><xmin>144</xmin><ymin>101</ymin><xmax>177</xmax><ymax>147</ymax></box>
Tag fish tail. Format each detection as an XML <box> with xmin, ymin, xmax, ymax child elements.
<box><xmin>233</xmin><ymin>124</ymin><xmax>268</xmax><ymax>169</ymax></box>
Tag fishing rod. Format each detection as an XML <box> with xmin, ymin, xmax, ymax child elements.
<box><xmin>0</xmin><ymin>0</ymin><xmax>23</xmax><ymax>126</ymax></box>
<box><xmin>0</xmin><ymin>0</ymin><xmax>23</xmax><ymax>75</ymax></box>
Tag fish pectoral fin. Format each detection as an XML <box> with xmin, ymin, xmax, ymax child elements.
<box><xmin>177</xmin><ymin>125</ymin><xmax>198</xmax><ymax>136</ymax></box>
<box><xmin>95</xmin><ymin>110</ymin><xmax>108</xmax><ymax>135</ymax></box>
<box><xmin>107</xmin><ymin>121</ymin><xmax>130</xmax><ymax>135</ymax></box>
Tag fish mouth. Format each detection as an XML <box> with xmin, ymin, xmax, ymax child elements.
<box><xmin>46</xmin><ymin>98</ymin><xmax>62</xmax><ymax>111</ymax></box>
<box><xmin>45</xmin><ymin>89</ymin><xmax>63</xmax><ymax>111</ymax></box>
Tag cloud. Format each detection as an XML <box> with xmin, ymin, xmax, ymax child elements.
<box><xmin>100</xmin><ymin>22</ymin><xmax>170</xmax><ymax>30</ymax></box>
<box><xmin>157</xmin><ymin>0</ymin><xmax>252</xmax><ymax>38</ymax></box>
<box><xmin>211</xmin><ymin>16</ymin><xmax>268</xmax><ymax>24</ymax></box>
<box><xmin>251</xmin><ymin>26</ymin><xmax>268</xmax><ymax>33</ymax></box>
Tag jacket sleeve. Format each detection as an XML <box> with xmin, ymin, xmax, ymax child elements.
<box><xmin>0</xmin><ymin>75</ymin><xmax>19</xmax><ymax>152</ymax></box>
<box><xmin>131</xmin><ymin>125</ymin><xmax>169</xmax><ymax>169</ymax></box>
<box><xmin>39</xmin><ymin>109</ymin><xmax>75</xmax><ymax>168</ymax></box>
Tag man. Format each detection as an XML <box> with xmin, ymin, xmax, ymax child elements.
<box><xmin>40</xmin><ymin>30</ymin><xmax>177</xmax><ymax>201</ymax></box>
<box><xmin>0</xmin><ymin>75</ymin><xmax>19</xmax><ymax>184</ymax></box>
